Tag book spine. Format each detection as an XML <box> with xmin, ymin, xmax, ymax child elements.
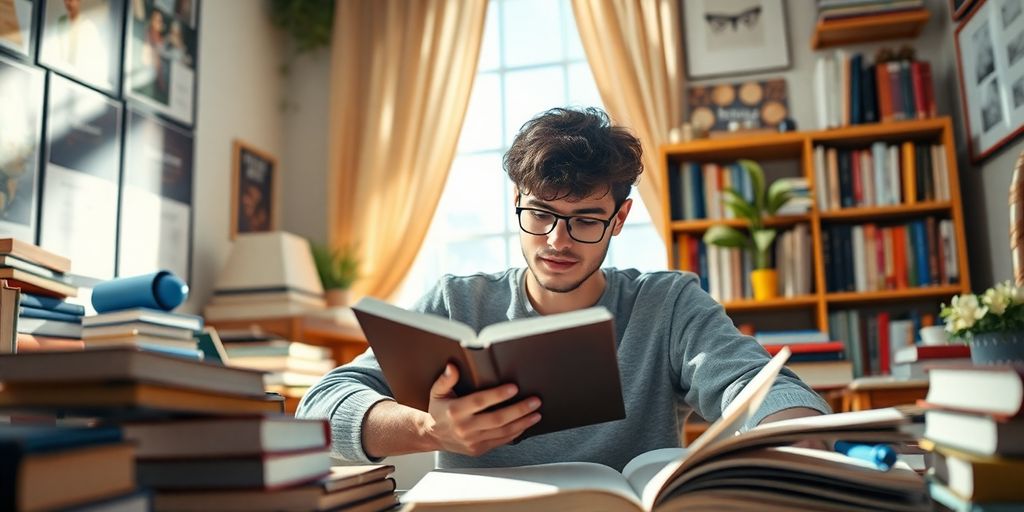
<box><xmin>901</xmin><ymin>142</ymin><xmax>916</xmax><ymax>204</ymax></box>
<box><xmin>18</xmin><ymin>306</ymin><xmax>82</xmax><ymax>324</ymax></box>
<box><xmin>850</xmin><ymin>54</ymin><xmax>863</xmax><ymax>125</ymax></box>
<box><xmin>839</xmin><ymin>150</ymin><xmax>853</xmax><ymax>208</ymax></box>
<box><xmin>911</xmin><ymin>61</ymin><xmax>929</xmax><ymax>119</ymax></box>
<box><xmin>863</xmin><ymin>63</ymin><xmax>878</xmax><ymax>123</ymax></box>
<box><xmin>900</xmin><ymin>60</ymin><xmax>916</xmax><ymax>118</ymax></box>
<box><xmin>669</xmin><ymin>161</ymin><xmax>683</xmax><ymax>221</ymax></box>
<box><xmin>19</xmin><ymin>294</ymin><xmax>85</xmax><ymax>316</ymax></box>
<box><xmin>887</xmin><ymin>61</ymin><xmax>905</xmax><ymax>120</ymax></box>
<box><xmin>876</xmin><ymin>63</ymin><xmax>894</xmax><ymax>122</ymax></box>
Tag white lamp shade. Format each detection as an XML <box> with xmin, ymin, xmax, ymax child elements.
<box><xmin>214</xmin><ymin>231</ymin><xmax>324</xmax><ymax>296</ymax></box>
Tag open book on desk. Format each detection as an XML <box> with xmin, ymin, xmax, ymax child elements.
<box><xmin>352</xmin><ymin>297</ymin><xmax>624</xmax><ymax>438</ymax></box>
<box><xmin>402</xmin><ymin>348</ymin><xmax>931</xmax><ymax>512</ymax></box>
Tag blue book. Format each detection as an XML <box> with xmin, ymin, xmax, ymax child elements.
<box><xmin>136</xmin><ymin>343</ymin><xmax>203</xmax><ymax>361</ymax></box>
<box><xmin>697</xmin><ymin>239</ymin><xmax>709</xmax><ymax>292</ymax></box>
<box><xmin>691</xmin><ymin>163</ymin><xmax>706</xmax><ymax>219</ymax></box>
<box><xmin>850</xmin><ymin>54</ymin><xmax>863</xmax><ymax>125</ymax></box>
<box><xmin>19</xmin><ymin>305</ymin><xmax>83</xmax><ymax>323</ymax></box>
<box><xmin>19</xmin><ymin>293</ymin><xmax>86</xmax><ymax>316</ymax></box>
<box><xmin>669</xmin><ymin>162</ymin><xmax>683</xmax><ymax>220</ymax></box>
<box><xmin>913</xmin><ymin>221</ymin><xmax>931</xmax><ymax>286</ymax></box>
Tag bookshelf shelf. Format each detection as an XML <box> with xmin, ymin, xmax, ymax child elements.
<box><xmin>811</xmin><ymin>9</ymin><xmax>931</xmax><ymax>50</ymax></box>
<box><xmin>818</xmin><ymin>202</ymin><xmax>952</xmax><ymax>222</ymax></box>
<box><xmin>660</xmin><ymin>117</ymin><xmax>971</xmax><ymax>333</ymax></box>
<box><xmin>825</xmin><ymin>285</ymin><xmax>963</xmax><ymax>305</ymax></box>
<box><xmin>670</xmin><ymin>215</ymin><xmax>810</xmax><ymax>234</ymax></box>
<box><xmin>723</xmin><ymin>295</ymin><xmax>819</xmax><ymax>313</ymax></box>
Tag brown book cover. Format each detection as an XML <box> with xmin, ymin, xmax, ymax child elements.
<box><xmin>0</xmin><ymin>280</ymin><xmax>19</xmax><ymax>353</ymax></box>
<box><xmin>0</xmin><ymin>238</ymin><xmax>71</xmax><ymax>273</ymax></box>
<box><xmin>352</xmin><ymin>297</ymin><xmax>625</xmax><ymax>438</ymax></box>
<box><xmin>0</xmin><ymin>267</ymin><xmax>77</xmax><ymax>298</ymax></box>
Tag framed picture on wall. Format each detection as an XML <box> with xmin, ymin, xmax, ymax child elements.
<box><xmin>123</xmin><ymin>0</ymin><xmax>199</xmax><ymax>126</ymax></box>
<box><xmin>951</xmin><ymin>0</ymin><xmax>980</xmax><ymax>21</ymax></box>
<box><xmin>0</xmin><ymin>55</ymin><xmax>44</xmax><ymax>243</ymax></box>
<box><xmin>683</xmin><ymin>0</ymin><xmax>790</xmax><ymax>79</ymax></box>
<box><xmin>955</xmin><ymin>0</ymin><xmax>1024</xmax><ymax>162</ymax></box>
<box><xmin>118</xmin><ymin>108</ymin><xmax>193</xmax><ymax>281</ymax></box>
<box><xmin>38</xmin><ymin>0</ymin><xmax>125</xmax><ymax>95</ymax></box>
<box><xmin>231</xmin><ymin>140</ymin><xmax>276</xmax><ymax>240</ymax></box>
<box><xmin>0</xmin><ymin>0</ymin><xmax>37</xmax><ymax>59</ymax></box>
<box><xmin>39</xmin><ymin>73</ymin><xmax>122</xmax><ymax>280</ymax></box>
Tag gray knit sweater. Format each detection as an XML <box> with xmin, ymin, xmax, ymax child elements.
<box><xmin>296</xmin><ymin>268</ymin><xmax>831</xmax><ymax>471</ymax></box>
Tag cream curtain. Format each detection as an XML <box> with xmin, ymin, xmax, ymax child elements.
<box><xmin>327</xmin><ymin>0</ymin><xmax>488</xmax><ymax>300</ymax></box>
<box><xmin>571</xmin><ymin>0</ymin><xmax>683</xmax><ymax>242</ymax></box>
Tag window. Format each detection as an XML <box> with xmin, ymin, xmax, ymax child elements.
<box><xmin>395</xmin><ymin>0</ymin><xmax>666</xmax><ymax>307</ymax></box>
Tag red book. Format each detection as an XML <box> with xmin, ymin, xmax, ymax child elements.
<box><xmin>926</xmin><ymin>217</ymin><xmax>940</xmax><ymax>285</ymax></box>
<box><xmin>876</xmin><ymin>64</ymin><xmax>894</xmax><ymax>122</ymax></box>
<box><xmin>893</xmin><ymin>344</ymin><xmax>970</xmax><ymax>364</ymax></box>
<box><xmin>919</xmin><ymin>61</ymin><xmax>937</xmax><ymax>118</ymax></box>
<box><xmin>877</xmin><ymin>312</ymin><xmax>891</xmax><ymax>375</ymax></box>
<box><xmin>922</xmin><ymin>364</ymin><xmax>1024</xmax><ymax>419</ymax></box>
<box><xmin>761</xmin><ymin>341</ymin><xmax>845</xmax><ymax>355</ymax></box>
<box><xmin>910</xmin><ymin>61</ymin><xmax>930</xmax><ymax>119</ymax></box>
<box><xmin>893</xmin><ymin>226</ymin><xmax>908</xmax><ymax>289</ymax></box>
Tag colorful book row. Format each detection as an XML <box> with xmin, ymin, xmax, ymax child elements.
<box><xmin>812</xmin><ymin>142</ymin><xmax>950</xmax><ymax>211</ymax></box>
<box><xmin>814</xmin><ymin>52</ymin><xmax>936</xmax><ymax>129</ymax></box>
<box><xmin>828</xmin><ymin>308</ymin><xmax>935</xmax><ymax>378</ymax></box>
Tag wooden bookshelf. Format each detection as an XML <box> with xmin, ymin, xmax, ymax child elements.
<box><xmin>811</xmin><ymin>9</ymin><xmax>931</xmax><ymax>50</ymax></box>
<box><xmin>660</xmin><ymin>117</ymin><xmax>971</xmax><ymax>332</ymax></box>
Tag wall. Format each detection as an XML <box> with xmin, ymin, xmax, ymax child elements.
<box><xmin>688</xmin><ymin>0</ymin><xmax>1013</xmax><ymax>290</ymax></box>
<box><xmin>184</xmin><ymin>0</ymin><xmax>285</xmax><ymax>313</ymax></box>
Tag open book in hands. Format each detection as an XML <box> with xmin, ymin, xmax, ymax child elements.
<box><xmin>352</xmin><ymin>297</ymin><xmax>625</xmax><ymax>438</ymax></box>
<box><xmin>401</xmin><ymin>348</ymin><xmax>931</xmax><ymax>511</ymax></box>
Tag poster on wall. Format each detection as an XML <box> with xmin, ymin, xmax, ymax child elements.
<box><xmin>683</xmin><ymin>0</ymin><xmax>790</xmax><ymax>79</ymax></box>
<box><xmin>38</xmin><ymin>0</ymin><xmax>124</xmax><ymax>95</ymax></box>
<box><xmin>956</xmin><ymin>0</ymin><xmax>1024</xmax><ymax>161</ymax></box>
<box><xmin>231</xmin><ymin>140</ymin><xmax>276</xmax><ymax>240</ymax></box>
<box><xmin>118</xmin><ymin>108</ymin><xmax>193</xmax><ymax>281</ymax></box>
<box><xmin>124</xmin><ymin>0</ymin><xmax>198</xmax><ymax>126</ymax></box>
<box><xmin>39</xmin><ymin>73</ymin><xmax>122</xmax><ymax>279</ymax></box>
<box><xmin>688</xmin><ymin>78</ymin><xmax>789</xmax><ymax>132</ymax></box>
<box><xmin>0</xmin><ymin>56</ymin><xmax>44</xmax><ymax>243</ymax></box>
<box><xmin>0</xmin><ymin>0</ymin><xmax>35</xmax><ymax>59</ymax></box>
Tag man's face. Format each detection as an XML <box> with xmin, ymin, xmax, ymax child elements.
<box><xmin>518</xmin><ymin>190</ymin><xmax>631</xmax><ymax>294</ymax></box>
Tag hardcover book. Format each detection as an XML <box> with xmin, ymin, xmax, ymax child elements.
<box><xmin>352</xmin><ymin>297</ymin><xmax>625</xmax><ymax>438</ymax></box>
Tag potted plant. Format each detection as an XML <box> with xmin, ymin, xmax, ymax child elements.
<box><xmin>941</xmin><ymin>280</ymin><xmax>1024</xmax><ymax>364</ymax></box>
<box><xmin>312</xmin><ymin>243</ymin><xmax>359</xmax><ymax>308</ymax></box>
<box><xmin>702</xmin><ymin>159</ymin><xmax>796</xmax><ymax>301</ymax></box>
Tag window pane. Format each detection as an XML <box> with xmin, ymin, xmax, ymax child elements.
<box><xmin>504</xmin><ymin>66</ymin><xmax>566</xmax><ymax>146</ymax></box>
<box><xmin>443</xmin><ymin>236</ymin><xmax>508</xmax><ymax>276</ymax></box>
<box><xmin>606</xmin><ymin>225</ymin><xmax>668</xmax><ymax>271</ymax></box>
<box><xmin>506</xmin><ymin>233</ymin><xmax>526</xmax><ymax>268</ymax></box>
<box><xmin>567</xmin><ymin>62</ymin><xmax>601</xmax><ymax>108</ymax></box>
<box><xmin>503</xmin><ymin>0</ymin><xmax>564</xmax><ymax>68</ymax></box>
<box><xmin>477</xmin><ymin>2</ymin><xmax>501</xmax><ymax>72</ymax></box>
<box><xmin>434</xmin><ymin>152</ymin><xmax>506</xmax><ymax>237</ymax></box>
<box><xmin>563</xmin><ymin>0</ymin><xmax>586</xmax><ymax>60</ymax></box>
<box><xmin>626</xmin><ymin>188</ymin><xmax>653</xmax><ymax>224</ymax></box>
<box><xmin>458</xmin><ymin>72</ymin><xmax>503</xmax><ymax>152</ymax></box>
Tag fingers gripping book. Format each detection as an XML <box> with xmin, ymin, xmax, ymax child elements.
<box><xmin>399</xmin><ymin>347</ymin><xmax>930</xmax><ymax>511</ymax></box>
<box><xmin>352</xmin><ymin>297</ymin><xmax>626</xmax><ymax>438</ymax></box>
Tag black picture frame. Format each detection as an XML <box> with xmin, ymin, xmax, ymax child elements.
<box><xmin>116</xmin><ymin>107</ymin><xmax>193</xmax><ymax>282</ymax></box>
<box><xmin>0</xmin><ymin>0</ymin><xmax>38</xmax><ymax>60</ymax></box>
<box><xmin>37</xmin><ymin>0</ymin><xmax>125</xmax><ymax>96</ymax></box>
<box><xmin>123</xmin><ymin>0</ymin><xmax>199</xmax><ymax>127</ymax></box>
<box><xmin>0</xmin><ymin>54</ymin><xmax>45</xmax><ymax>243</ymax></box>
<box><xmin>951</xmin><ymin>0</ymin><xmax>979</xmax><ymax>21</ymax></box>
<box><xmin>39</xmin><ymin>72</ymin><xmax>123</xmax><ymax>280</ymax></box>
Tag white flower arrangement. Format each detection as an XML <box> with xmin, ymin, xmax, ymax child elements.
<box><xmin>941</xmin><ymin>281</ymin><xmax>1024</xmax><ymax>341</ymax></box>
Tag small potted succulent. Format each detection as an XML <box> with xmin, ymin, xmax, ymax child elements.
<box><xmin>702</xmin><ymin>159</ymin><xmax>796</xmax><ymax>301</ymax></box>
<box><xmin>312</xmin><ymin>243</ymin><xmax>359</xmax><ymax>308</ymax></box>
<box><xmin>941</xmin><ymin>280</ymin><xmax>1024</xmax><ymax>364</ymax></box>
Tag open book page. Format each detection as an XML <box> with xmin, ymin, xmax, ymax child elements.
<box><xmin>477</xmin><ymin>307</ymin><xmax>612</xmax><ymax>347</ymax></box>
<box><xmin>621</xmin><ymin>448</ymin><xmax>686</xmax><ymax>498</ymax></box>
<box><xmin>353</xmin><ymin>297</ymin><xmax>476</xmax><ymax>343</ymax></box>
<box><xmin>400</xmin><ymin>461</ymin><xmax>641</xmax><ymax>508</ymax></box>
<box><xmin>639</xmin><ymin>346</ymin><xmax>790</xmax><ymax>509</ymax></box>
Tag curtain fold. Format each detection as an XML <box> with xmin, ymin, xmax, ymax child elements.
<box><xmin>571</xmin><ymin>0</ymin><xmax>683</xmax><ymax>243</ymax></box>
<box><xmin>327</xmin><ymin>0</ymin><xmax>488</xmax><ymax>300</ymax></box>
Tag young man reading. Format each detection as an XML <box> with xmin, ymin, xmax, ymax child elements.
<box><xmin>297</xmin><ymin>107</ymin><xmax>831</xmax><ymax>471</ymax></box>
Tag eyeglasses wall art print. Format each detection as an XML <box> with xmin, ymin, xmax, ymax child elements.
<box><xmin>683</xmin><ymin>0</ymin><xmax>791</xmax><ymax>79</ymax></box>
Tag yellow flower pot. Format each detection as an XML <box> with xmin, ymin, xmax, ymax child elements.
<box><xmin>750</xmin><ymin>269</ymin><xmax>778</xmax><ymax>301</ymax></box>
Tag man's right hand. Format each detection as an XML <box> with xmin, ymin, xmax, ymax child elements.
<box><xmin>424</xmin><ymin>363</ymin><xmax>542</xmax><ymax>457</ymax></box>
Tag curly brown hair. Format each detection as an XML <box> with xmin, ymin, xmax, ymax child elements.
<box><xmin>504</xmin><ymin>107</ymin><xmax>643</xmax><ymax>209</ymax></box>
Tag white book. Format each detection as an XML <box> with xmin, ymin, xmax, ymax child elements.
<box><xmin>16</xmin><ymin>316</ymin><xmax>82</xmax><ymax>338</ymax></box>
<box><xmin>887</xmin><ymin>145</ymin><xmax>902</xmax><ymax>205</ymax></box>
<box><xmin>852</xmin><ymin>226</ymin><xmax>867</xmax><ymax>293</ymax></box>
<box><xmin>707</xmin><ymin>245</ymin><xmax>721</xmax><ymax>302</ymax></box>
<box><xmin>871</xmin><ymin>142</ymin><xmax>887</xmax><ymax>206</ymax></box>
<box><xmin>223</xmin><ymin>340</ymin><xmax>332</xmax><ymax>361</ymax></box>
<box><xmin>204</xmin><ymin>301</ymin><xmax>319</xmax><ymax>322</ymax></box>
<box><xmin>0</xmin><ymin>255</ymin><xmax>62</xmax><ymax>280</ymax></box>
<box><xmin>925</xmin><ymin>410</ymin><xmax>1024</xmax><ymax>457</ymax></box>
<box><xmin>941</xmin><ymin>220</ymin><xmax>959</xmax><ymax>282</ymax></box>
<box><xmin>813</xmin><ymin>56</ymin><xmax>830</xmax><ymax>130</ymax></box>
<box><xmin>813</xmin><ymin>145</ymin><xmax>829</xmax><ymax>211</ymax></box>
<box><xmin>229</xmin><ymin>355</ymin><xmax>335</xmax><ymax>375</ymax></box>
<box><xmin>83</xmin><ymin>308</ymin><xmax>202</xmax><ymax>331</ymax></box>
<box><xmin>82</xmin><ymin>322</ymin><xmax>194</xmax><ymax>341</ymax></box>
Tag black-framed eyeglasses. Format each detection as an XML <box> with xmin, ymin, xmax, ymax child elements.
<box><xmin>515</xmin><ymin>206</ymin><xmax>618</xmax><ymax>244</ymax></box>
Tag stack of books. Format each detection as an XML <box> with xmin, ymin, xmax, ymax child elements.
<box><xmin>129</xmin><ymin>418</ymin><xmax>396</xmax><ymax>511</ymax></box>
<box><xmin>0</xmin><ymin>239</ymin><xmax>83</xmax><ymax>347</ymax></box>
<box><xmin>829</xmin><ymin>309</ymin><xmax>938</xmax><ymax>378</ymax></box>
<box><xmin>0</xmin><ymin>425</ymin><xmax>146</xmax><ymax>511</ymax></box>
<box><xmin>817</xmin><ymin>0</ymin><xmax>925</xmax><ymax>21</ymax></box>
<box><xmin>219</xmin><ymin>328</ymin><xmax>336</xmax><ymax>395</ymax></box>
<box><xmin>921</xmin><ymin>364</ymin><xmax>1024</xmax><ymax>510</ymax></box>
<box><xmin>891</xmin><ymin>344</ymin><xmax>971</xmax><ymax>380</ymax></box>
<box><xmin>81</xmin><ymin>307</ymin><xmax>204</xmax><ymax>359</ymax></box>
<box><xmin>756</xmin><ymin>330</ymin><xmax>853</xmax><ymax>389</ymax></box>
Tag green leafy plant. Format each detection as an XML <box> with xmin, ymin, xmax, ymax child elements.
<box><xmin>312</xmin><ymin>243</ymin><xmax>359</xmax><ymax>291</ymax></box>
<box><xmin>941</xmin><ymin>281</ymin><xmax>1024</xmax><ymax>341</ymax></box>
<box><xmin>702</xmin><ymin>159</ymin><xmax>796</xmax><ymax>270</ymax></box>
<box><xmin>269</xmin><ymin>0</ymin><xmax>335</xmax><ymax>54</ymax></box>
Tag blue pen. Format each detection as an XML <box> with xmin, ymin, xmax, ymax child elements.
<box><xmin>833</xmin><ymin>441</ymin><xmax>897</xmax><ymax>471</ymax></box>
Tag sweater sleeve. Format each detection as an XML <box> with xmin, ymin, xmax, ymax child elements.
<box><xmin>667</xmin><ymin>276</ymin><xmax>832</xmax><ymax>429</ymax></box>
<box><xmin>294</xmin><ymin>280</ymin><xmax>453</xmax><ymax>463</ymax></box>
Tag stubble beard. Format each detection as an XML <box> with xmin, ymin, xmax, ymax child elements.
<box><xmin>523</xmin><ymin>242</ymin><xmax>610</xmax><ymax>294</ymax></box>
